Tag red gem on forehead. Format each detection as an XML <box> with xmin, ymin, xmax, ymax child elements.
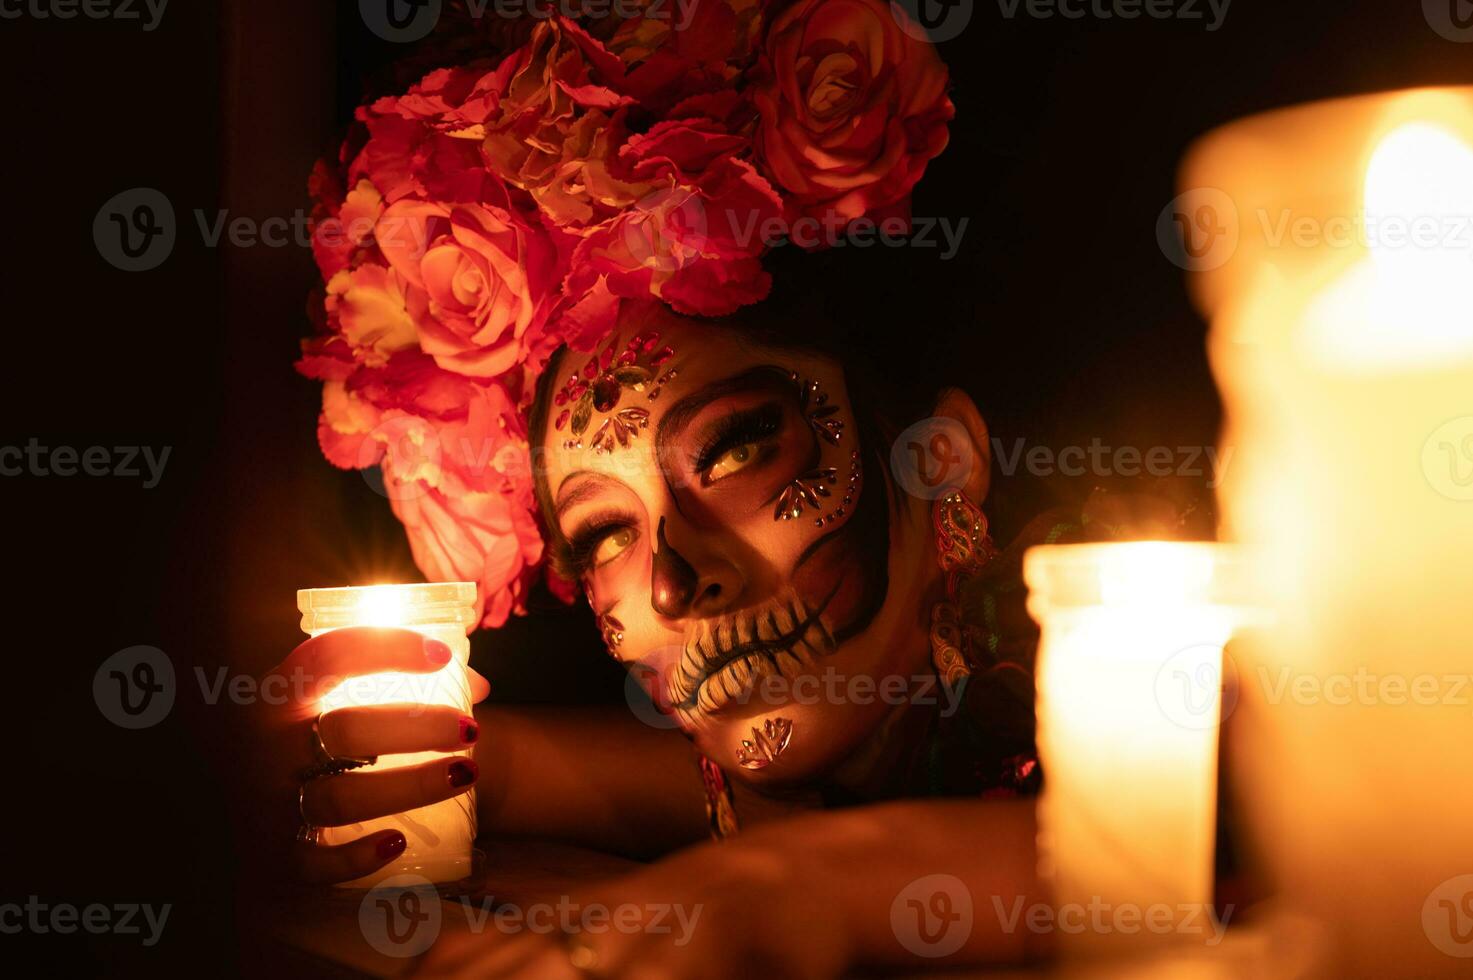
<box><xmin>552</xmin><ymin>331</ymin><xmax>674</xmax><ymax>433</ymax></box>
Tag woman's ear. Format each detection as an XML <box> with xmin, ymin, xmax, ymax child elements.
<box><xmin>931</xmin><ymin>387</ymin><xmax>992</xmax><ymax>504</ymax></box>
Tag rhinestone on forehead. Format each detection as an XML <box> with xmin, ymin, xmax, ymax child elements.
<box><xmin>554</xmin><ymin>331</ymin><xmax>677</xmax><ymax>453</ymax></box>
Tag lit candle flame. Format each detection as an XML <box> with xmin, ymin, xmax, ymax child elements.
<box><xmin>354</xmin><ymin>584</ymin><xmax>409</xmax><ymax>627</ymax></box>
<box><xmin>1301</xmin><ymin>117</ymin><xmax>1473</xmax><ymax>366</ymax></box>
<box><xmin>1364</xmin><ymin>123</ymin><xmax>1473</xmax><ymax>334</ymax></box>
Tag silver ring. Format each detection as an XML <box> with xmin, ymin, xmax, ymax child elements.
<box><xmin>296</xmin><ymin>785</ymin><xmax>320</xmax><ymax>845</ymax></box>
<box><xmin>296</xmin><ymin>713</ymin><xmax>377</xmax><ymax>782</ymax></box>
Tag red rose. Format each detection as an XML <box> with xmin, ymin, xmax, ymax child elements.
<box><xmin>390</xmin><ymin>481</ymin><xmax>544</xmax><ymax>629</ymax></box>
<box><xmin>565</xmin><ymin>111</ymin><xmax>782</xmax><ymax>318</ymax></box>
<box><xmin>377</xmin><ymin>196</ymin><xmax>566</xmax><ymax>378</ymax></box>
<box><xmin>752</xmin><ymin>0</ymin><xmax>953</xmax><ymax>226</ymax></box>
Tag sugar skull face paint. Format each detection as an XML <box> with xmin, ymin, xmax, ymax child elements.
<box><xmin>534</xmin><ymin>307</ymin><xmax>940</xmax><ymax>786</ymax></box>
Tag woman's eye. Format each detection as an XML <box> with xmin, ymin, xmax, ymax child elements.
<box><xmin>707</xmin><ymin>443</ymin><xmax>762</xmax><ymax>482</ymax></box>
<box><xmin>592</xmin><ymin>526</ymin><xmax>636</xmax><ymax>566</ymax></box>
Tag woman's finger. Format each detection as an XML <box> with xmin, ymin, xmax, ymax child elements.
<box><xmin>294</xmin><ymin>829</ymin><xmax>407</xmax><ymax>885</ymax></box>
<box><xmin>270</xmin><ymin>627</ymin><xmax>454</xmax><ymax>704</ymax></box>
<box><xmin>302</xmin><ymin>757</ymin><xmax>478</xmax><ymax>827</ymax></box>
<box><xmin>468</xmin><ymin>667</ymin><xmax>490</xmax><ymax>704</ymax></box>
<box><xmin>318</xmin><ymin>704</ymin><xmax>478</xmax><ymax>759</ymax></box>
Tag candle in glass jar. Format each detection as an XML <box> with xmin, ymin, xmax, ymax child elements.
<box><xmin>1025</xmin><ymin>542</ymin><xmax>1253</xmax><ymax>957</ymax></box>
<box><xmin>1183</xmin><ymin>87</ymin><xmax>1473</xmax><ymax>976</ymax></box>
<box><xmin>298</xmin><ymin>582</ymin><xmax>479</xmax><ymax>888</ymax></box>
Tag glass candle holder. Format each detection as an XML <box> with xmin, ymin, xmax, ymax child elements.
<box><xmin>1181</xmin><ymin>88</ymin><xmax>1473</xmax><ymax>976</ymax></box>
<box><xmin>298</xmin><ymin>582</ymin><xmax>478</xmax><ymax>888</ymax></box>
<box><xmin>1024</xmin><ymin>542</ymin><xmax>1254</xmax><ymax>957</ymax></box>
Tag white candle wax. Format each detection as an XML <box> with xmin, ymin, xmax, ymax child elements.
<box><xmin>1025</xmin><ymin>542</ymin><xmax>1252</xmax><ymax>957</ymax></box>
<box><xmin>1185</xmin><ymin>88</ymin><xmax>1473</xmax><ymax>976</ymax></box>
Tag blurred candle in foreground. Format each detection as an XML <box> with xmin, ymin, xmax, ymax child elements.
<box><xmin>1183</xmin><ymin>88</ymin><xmax>1473</xmax><ymax>976</ymax></box>
<box><xmin>1025</xmin><ymin>542</ymin><xmax>1252</xmax><ymax>957</ymax></box>
<box><xmin>298</xmin><ymin>582</ymin><xmax>478</xmax><ymax>888</ymax></box>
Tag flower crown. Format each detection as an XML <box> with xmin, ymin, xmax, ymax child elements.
<box><xmin>300</xmin><ymin>0</ymin><xmax>954</xmax><ymax>628</ymax></box>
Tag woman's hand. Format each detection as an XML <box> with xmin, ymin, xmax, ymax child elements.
<box><xmin>255</xmin><ymin>626</ymin><xmax>490</xmax><ymax>885</ymax></box>
<box><xmin>416</xmin><ymin>846</ymin><xmax>850</xmax><ymax>979</ymax></box>
<box><xmin>414</xmin><ymin>797</ymin><xmax>1040</xmax><ymax>977</ymax></box>
<box><xmin>415</xmin><ymin>836</ymin><xmax>852</xmax><ymax>979</ymax></box>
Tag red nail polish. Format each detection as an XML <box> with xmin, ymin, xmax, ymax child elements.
<box><xmin>424</xmin><ymin>639</ymin><xmax>452</xmax><ymax>667</ymax></box>
<box><xmin>459</xmin><ymin>718</ymin><xmax>479</xmax><ymax>744</ymax></box>
<box><xmin>377</xmin><ymin>832</ymin><xmax>407</xmax><ymax>860</ymax></box>
<box><xmin>448</xmin><ymin>759</ymin><xmax>477</xmax><ymax>788</ymax></box>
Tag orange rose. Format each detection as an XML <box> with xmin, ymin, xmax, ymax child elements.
<box><xmin>376</xmin><ymin>197</ymin><xmax>565</xmax><ymax>379</ymax></box>
<box><xmin>752</xmin><ymin>0</ymin><xmax>953</xmax><ymax>225</ymax></box>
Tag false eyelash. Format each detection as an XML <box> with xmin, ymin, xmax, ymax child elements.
<box><xmin>566</xmin><ymin>511</ymin><xmax>638</xmax><ymax>576</ymax></box>
<box><xmin>691</xmin><ymin>403</ymin><xmax>784</xmax><ymax>473</ymax></box>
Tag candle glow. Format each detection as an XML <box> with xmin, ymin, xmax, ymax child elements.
<box><xmin>298</xmin><ymin>582</ymin><xmax>479</xmax><ymax>889</ymax></box>
<box><xmin>1025</xmin><ymin>542</ymin><xmax>1254</xmax><ymax>958</ymax></box>
<box><xmin>1184</xmin><ymin>87</ymin><xmax>1473</xmax><ymax>977</ymax></box>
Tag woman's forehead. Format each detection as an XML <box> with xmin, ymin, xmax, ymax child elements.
<box><xmin>538</xmin><ymin>319</ymin><xmax>831</xmax><ymax>493</ymax></box>
<box><xmin>541</xmin><ymin>322</ymin><xmax>748</xmax><ymax>489</ymax></box>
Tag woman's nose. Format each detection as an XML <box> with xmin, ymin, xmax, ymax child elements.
<box><xmin>650</xmin><ymin>516</ymin><xmax>742</xmax><ymax>619</ymax></box>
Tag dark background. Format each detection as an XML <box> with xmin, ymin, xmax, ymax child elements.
<box><xmin>3</xmin><ymin>0</ymin><xmax>1470</xmax><ymax>972</ymax></box>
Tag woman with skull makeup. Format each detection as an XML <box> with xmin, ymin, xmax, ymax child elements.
<box><xmin>251</xmin><ymin>3</ymin><xmax>1186</xmax><ymax>975</ymax></box>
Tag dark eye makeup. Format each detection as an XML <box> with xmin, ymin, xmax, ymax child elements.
<box><xmin>560</xmin><ymin>397</ymin><xmax>791</xmax><ymax>578</ymax></box>
<box><xmin>689</xmin><ymin>402</ymin><xmax>785</xmax><ymax>475</ymax></box>
<box><xmin>566</xmin><ymin>510</ymin><xmax>640</xmax><ymax>576</ymax></box>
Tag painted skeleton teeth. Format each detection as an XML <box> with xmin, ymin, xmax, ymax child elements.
<box><xmin>674</xmin><ymin>589</ymin><xmax>840</xmax><ymax>716</ymax></box>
